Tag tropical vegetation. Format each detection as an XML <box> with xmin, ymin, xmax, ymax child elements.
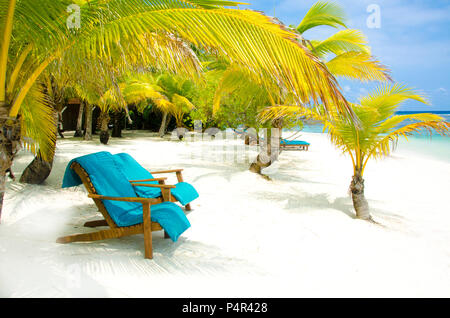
<box><xmin>1</xmin><ymin>0</ymin><xmax>448</xmax><ymax>223</ymax></box>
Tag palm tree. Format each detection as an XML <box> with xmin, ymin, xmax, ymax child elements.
<box><xmin>210</xmin><ymin>63</ymin><xmax>287</xmax><ymax>175</ymax></box>
<box><xmin>0</xmin><ymin>0</ymin><xmax>351</xmax><ymax>221</ymax></box>
<box><xmin>114</xmin><ymin>73</ymin><xmax>198</xmax><ymax>136</ymax></box>
<box><xmin>258</xmin><ymin>1</ymin><xmax>392</xmax><ymax>120</ymax></box>
<box><xmin>20</xmin><ymin>74</ymin><xmax>70</xmax><ymax>184</ymax></box>
<box><xmin>155</xmin><ymin>74</ymin><xmax>197</xmax><ymax>131</ymax></box>
<box><xmin>244</xmin><ymin>1</ymin><xmax>393</xmax><ymax>176</ymax></box>
<box><xmin>322</xmin><ymin>85</ymin><xmax>449</xmax><ymax>220</ymax></box>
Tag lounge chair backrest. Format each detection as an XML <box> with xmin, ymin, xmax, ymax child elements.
<box><xmin>113</xmin><ymin>153</ymin><xmax>161</xmax><ymax>198</ymax></box>
<box><xmin>113</xmin><ymin>153</ymin><xmax>155</xmax><ymax>180</ymax></box>
<box><xmin>71</xmin><ymin>162</ymin><xmax>118</xmax><ymax>228</ymax></box>
<box><xmin>65</xmin><ymin>152</ymin><xmax>142</xmax><ymax>227</ymax></box>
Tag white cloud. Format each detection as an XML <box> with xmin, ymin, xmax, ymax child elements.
<box><xmin>437</xmin><ymin>88</ymin><xmax>448</xmax><ymax>95</ymax></box>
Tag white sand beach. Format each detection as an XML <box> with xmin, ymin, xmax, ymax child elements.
<box><xmin>1</xmin><ymin>131</ymin><xmax>449</xmax><ymax>297</ymax></box>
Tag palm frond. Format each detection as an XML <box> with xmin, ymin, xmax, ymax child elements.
<box><xmin>368</xmin><ymin>119</ymin><xmax>450</xmax><ymax>160</ymax></box>
<box><xmin>258</xmin><ymin>105</ymin><xmax>323</xmax><ymax>123</ymax></box>
<box><xmin>212</xmin><ymin>65</ymin><xmax>273</xmax><ymax>114</ymax></box>
<box><xmin>296</xmin><ymin>1</ymin><xmax>347</xmax><ymax>34</ymax></box>
<box><xmin>360</xmin><ymin>84</ymin><xmax>429</xmax><ymax>117</ymax></box>
<box><xmin>74</xmin><ymin>3</ymin><xmax>351</xmax><ymax>116</ymax></box>
<box><xmin>20</xmin><ymin>84</ymin><xmax>56</xmax><ymax>161</ymax></box>
<box><xmin>311</xmin><ymin>29</ymin><xmax>370</xmax><ymax>57</ymax></box>
<box><xmin>172</xmin><ymin>93</ymin><xmax>196</xmax><ymax>111</ymax></box>
<box><xmin>326</xmin><ymin>52</ymin><xmax>391</xmax><ymax>82</ymax></box>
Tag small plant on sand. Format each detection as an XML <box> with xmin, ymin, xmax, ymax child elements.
<box><xmin>322</xmin><ymin>84</ymin><xmax>449</xmax><ymax>220</ymax></box>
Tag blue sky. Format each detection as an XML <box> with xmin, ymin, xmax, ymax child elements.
<box><xmin>241</xmin><ymin>0</ymin><xmax>450</xmax><ymax>111</ymax></box>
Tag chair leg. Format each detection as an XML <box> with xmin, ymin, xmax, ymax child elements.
<box><xmin>142</xmin><ymin>203</ymin><xmax>153</xmax><ymax>259</ymax></box>
<box><xmin>185</xmin><ymin>203</ymin><xmax>192</xmax><ymax>211</ymax></box>
<box><xmin>164</xmin><ymin>231</ymin><xmax>170</xmax><ymax>239</ymax></box>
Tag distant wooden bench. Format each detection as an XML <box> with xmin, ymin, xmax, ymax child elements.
<box><xmin>280</xmin><ymin>139</ymin><xmax>310</xmax><ymax>151</ymax></box>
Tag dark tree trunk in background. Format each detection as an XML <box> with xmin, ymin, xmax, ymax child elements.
<box><xmin>99</xmin><ymin>111</ymin><xmax>110</xmax><ymax>145</ymax></box>
<box><xmin>74</xmin><ymin>102</ymin><xmax>84</xmax><ymax>137</ymax></box>
<box><xmin>0</xmin><ymin>105</ymin><xmax>22</xmax><ymax>222</ymax></box>
<box><xmin>57</xmin><ymin>111</ymin><xmax>64</xmax><ymax>138</ymax></box>
<box><xmin>84</xmin><ymin>103</ymin><xmax>93</xmax><ymax>141</ymax></box>
<box><xmin>350</xmin><ymin>171</ymin><xmax>372</xmax><ymax>221</ymax></box>
<box><xmin>19</xmin><ymin>152</ymin><xmax>53</xmax><ymax>185</ymax></box>
<box><xmin>112</xmin><ymin>111</ymin><xmax>124</xmax><ymax>138</ymax></box>
<box><xmin>20</xmin><ymin>110</ymin><xmax>58</xmax><ymax>185</ymax></box>
<box><xmin>159</xmin><ymin>112</ymin><xmax>171</xmax><ymax>137</ymax></box>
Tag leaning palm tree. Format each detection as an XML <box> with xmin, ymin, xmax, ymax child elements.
<box><xmin>1</xmin><ymin>0</ymin><xmax>352</xmax><ymax>221</ymax></box>
<box><xmin>19</xmin><ymin>73</ymin><xmax>70</xmax><ymax>184</ymax></box>
<box><xmin>322</xmin><ymin>84</ymin><xmax>449</xmax><ymax>220</ymax></box>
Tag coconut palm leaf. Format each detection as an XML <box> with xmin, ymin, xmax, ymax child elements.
<box><xmin>296</xmin><ymin>1</ymin><xmax>347</xmax><ymax>34</ymax></box>
<box><xmin>212</xmin><ymin>64</ymin><xmax>275</xmax><ymax>114</ymax></box>
<box><xmin>311</xmin><ymin>29</ymin><xmax>370</xmax><ymax>58</ymax></box>
<box><xmin>360</xmin><ymin>84</ymin><xmax>428</xmax><ymax>116</ymax></box>
<box><xmin>326</xmin><ymin>52</ymin><xmax>391</xmax><ymax>82</ymax></box>
<box><xmin>74</xmin><ymin>1</ymin><xmax>350</xmax><ymax>115</ymax></box>
<box><xmin>20</xmin><ymin>84</ymin><xmax>56</xmax><ymax>161</ymax></box>
<box><xmin>258</xmin><ymin>105</ymin><xmax>323</xmax><ymax>123</ymax></box>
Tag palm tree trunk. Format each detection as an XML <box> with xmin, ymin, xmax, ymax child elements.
<box><xmin>84</xmin><ymin>103</ymin><xmax>93</xmax><ymax>141</ymax></box>
<box><xmin>350</xmin><ymin>171</ymin><xmax>372</xmax><ymax>220</ymax></box>
<box><xmin>99</xmin><ymin>111</ymin><xmax>110</xmax><ymax>145</ymax></box>
<box><xmin>57</xmin><ymin>111</ymin><xmax>64</xmax><ymax>138</ymax></box>
<box><xmin>159</xmin><ymin>112</ymin><xmax>169</xmax><ymax>137</ymax></box>
<box><xmin>19</xmin><ymin>151</ymin><xmax>53</xmax><ymax>184</ymax></box>
<box><xmin>111</xmin><ymin>111</ymin><xmax>123</xmax><ymax>138</ymax></box>
<box><xmin>249</xmin><ymin>127</ymin><xmax>281</xmax><ymax>177</ymax></box>
<box><xmin>0</xmin><ymin>104</ymin><xmax>22</xmax><ymax>222</ymax></box>
<box><xmin>74</xmin><ymin>102</ymin><xmax>84</xmax><ymax>137</ymax></box>
<box><xmin>20</xmin><ymin>110</ymin><xmax>58</xmax><ymax>184</ymax></box>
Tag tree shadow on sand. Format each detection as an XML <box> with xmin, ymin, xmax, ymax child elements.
<box><xmin>252</xmin><ymin>190</ymin><xmax>402</xmax><ymax>223</ymax></box>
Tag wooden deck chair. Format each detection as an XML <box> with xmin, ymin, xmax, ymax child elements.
<box><xmin>56</xmin><ymin>162</ymin><xmax>180</xmax><ymax>259</ymax></box>
<box><xmin>112</xmin><ymin>153</ymin><xmax>199</xmax><ymax>211</ymax></box>
<box><xmin>131</xmin><ymin>168</ymin><xmax>192</xmax><ymax>210</ymax></box>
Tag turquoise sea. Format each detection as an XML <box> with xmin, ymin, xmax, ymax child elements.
<box><xmin>299</xmin><ymin>111</ymin><xmax>450</xmax><ymax>163</ymax></box>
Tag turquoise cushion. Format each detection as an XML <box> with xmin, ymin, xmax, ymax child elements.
<box><xmin>113</xmin><ymin>153</ymin><xmax>199</xmax><ymax>205</ymax></box>
<box><xmin>62</xmin><ymin>152</ymin><xmax>190</xmax><ymax>241</ymax></box>
<box><xmin>171</xmin><ymin>182</ymin><xmax>199</xmax><ymax>206</ymax></box>
<box><xmin>112</xmin><ymin>153</ymin><xmax>161</xmax><ymax>198</ymax></box>
<box><xmin>281</xmin><ymin>139</ymin><xmax>310</xmax><ymax>145</ymax></box>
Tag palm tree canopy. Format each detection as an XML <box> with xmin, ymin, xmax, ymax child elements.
<box><xmin>294</xmin><ymin>1</ymin><xmax>390</xmax><ymax>83</ymax></box>
<box><xmin>1</xmin><ymin>0</ymin><xmax>357</xmax><ymax>161</ymax></box>
<box><xmin>73</xmin><ymin>0</ymin><xmax>350</xmax><ymax>113</ymax></box>
<box><xmin>323</xmin><ymin>84</ymin><xmax>449</xmax><ymax>172</ymax></box>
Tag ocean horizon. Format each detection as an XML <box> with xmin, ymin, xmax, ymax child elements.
<box><xmin>296</xmin><ymin>110</ymin><xmax>450</xmax><ymax>163</ymax></box>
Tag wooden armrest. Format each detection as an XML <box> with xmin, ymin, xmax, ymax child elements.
<box><xmin>131</xmin><ymin>183</ymin><xmax>176</xmax><ymax>189</ymax></box>
<box><xmin>129</xmin><ymin>177</ymin><xmax>167</xmax><ymax>183</ymax></box>
<box><xmin>149</xmin><ymin>169</ymin><xmax>184</xmax><ymax>174</ymax></box>
<box><xmin>88</xmin><ymin>194</ymin><xmax>159</xmax><ymax>204</ymax></box>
